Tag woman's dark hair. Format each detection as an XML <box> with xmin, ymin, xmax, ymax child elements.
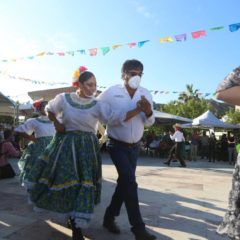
<box><xmin>78</xmin><ymin>71</ymin><xmax>95</xmax><ymax>84</ymax></box>
<box><xmin>121</xmin><ymin>59</ymin><xmax>144</xmax><ymax>73</ymax></box>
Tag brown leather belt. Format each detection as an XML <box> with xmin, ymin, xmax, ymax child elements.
<box><xmin>108</xmin><ymin>137</ymin><xmax>140</xmax><ymax>148</ymax></box>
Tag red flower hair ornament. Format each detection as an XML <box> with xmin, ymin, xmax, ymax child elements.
<box><xmin>72</xmin><ymin>66</ymin><xmax>88</xmax><ymax>87</ymax></box>
<box><xmin>32</xmin><ymin>98</ymin><xmax>46</xmax><ymax>112</ymax></box>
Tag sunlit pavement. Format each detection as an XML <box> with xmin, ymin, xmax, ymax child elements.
<box><xmin>0</xmin><ymin>153</ymin><xmax>232</xmax><ymax>240</ymax></box>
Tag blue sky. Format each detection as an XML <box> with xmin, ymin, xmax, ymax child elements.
<box><xmin>0</xmin><ymin>0</ymin><xmax>239</xmax><ymax>104</ymax></box>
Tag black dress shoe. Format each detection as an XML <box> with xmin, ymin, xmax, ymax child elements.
<box><xmin>72</xmin><ymin>228</ymin><xmax>85</xmax><ymax>240</ymax></box>
<box><xmin>103</xmin><ymin>220</ymin><xmax>121</xmax><ymax>234</ymax></box>
<box><xmin>132</xmin><ymin>229</ymin><xmax>156</xmax><ymax>240</ymax></box>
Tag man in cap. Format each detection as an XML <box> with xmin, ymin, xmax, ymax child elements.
<box><xmin>164</xmin><ymin>123</ymin><xmax>187</xmax><ymax>167</ymax></box>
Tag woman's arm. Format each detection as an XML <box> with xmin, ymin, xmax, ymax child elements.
<box><xmin>216</xmin><ymin>86</ymin><xmax>240</xmax><ymax>106</ymax></box>
<box><xmin>14</xmin><ymin>131</ymin><xmax>36</xmax><ymax>142</ymax></box>
<box><xmin>47</xmin><ymin>111</ymin><xmax>65</xmax><ymax>133</ymax></box>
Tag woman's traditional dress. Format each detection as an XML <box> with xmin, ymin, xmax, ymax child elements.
<box><xmin>29</xmin><ymin>92</ymin><xmax>125</xmax><ymax>228</ymax></box>
<box><xmin>15</xmin><ymin>116</ymin><xmax>55</xmax><ymax>186</ymax></box>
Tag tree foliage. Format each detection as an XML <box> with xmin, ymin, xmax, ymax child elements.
<box><xmin>178</xmin><ymin>84</ymin><xmax>200</xmax><ymax>103</ymax></box>
<box><xmin>159</xmin><ymin>98</ymin><xmax>210</xmax><ymax>119</ymax></box>
<box><xmin>224</xmin><ymin>109</ymin><xmax>240</xmax><ymax>124</ymax></box>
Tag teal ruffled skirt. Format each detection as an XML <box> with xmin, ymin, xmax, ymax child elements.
<box><xmin>29</xmin><ymin>131</ymin><xmax>102</xmax><ymax>228</ymax></box>
<box><xmin>18</xmin><ymin>136</ymin><xmax>53</xmax><ymax>185</ymax></box>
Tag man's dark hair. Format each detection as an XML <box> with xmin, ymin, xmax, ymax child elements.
<box><xmin>121</xmin><ymin>59</ymin><xmax>144</xmax><ymax>74</ymax></box>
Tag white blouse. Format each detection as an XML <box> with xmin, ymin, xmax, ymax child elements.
<box><xmin>15</xmin><ymin>116</ymin><xmax>55</xmax><ymax>138</ymax></box>
<box><xmin>45</xmin><ymin>92</ymin><xmax>125</xmax><ymax>133</ymax></box>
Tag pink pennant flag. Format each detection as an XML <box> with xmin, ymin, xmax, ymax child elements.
<box><xmin>191</xmin><ymin>30</ymin><xmax>206</xmax><ymax>39</ymax></box>
<box><xmin>159</xmin><ymin>37</ymin><xmax>174</xmax><ymax>43</ymax></box>
<box><xmin>89</xmin><ymin>48</ymin><xmax>98</xmax><ymax>56</ymax></box>
<box><xmin>127</xmin><ymin>42</ymin><xmax>137</xmax><ymax>48</ymax></box>
<box><xmin>57</xmin><ymin>52</ymin><xmax>65</xmax><ymax>56</ymax></box>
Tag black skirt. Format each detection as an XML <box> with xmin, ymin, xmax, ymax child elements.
<box><xmin>0</xmin><ymin>163</ymin><xmax>16</xmax><ymax>179</ymax></box>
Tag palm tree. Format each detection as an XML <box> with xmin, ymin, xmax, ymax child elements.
<box><xmin>178</xmin><ymin>84</ymin><xmax>200</xmax><ymax>103</ymax></box>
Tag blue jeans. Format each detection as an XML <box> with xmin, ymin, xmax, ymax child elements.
<box><xmin>105</xmin><ymin>139</ymin><xmax>145</xmax><ymax>231</ymax></box>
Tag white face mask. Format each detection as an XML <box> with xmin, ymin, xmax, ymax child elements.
<box><xmin>128</xmin><ymin>75</ymin><xmax>141</xmax><ymax>89</ymax></box>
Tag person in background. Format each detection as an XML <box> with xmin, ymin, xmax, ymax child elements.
<box><xmin>98</xmin><ymin>59</ymin><xmax>156</xmax><ymax>240</ymax></box>
<box><xmin>0</xmin><ymin>129</ymin><xmax>21</xmax><ymax>179</ymax></box>
<box><xmin>0</xmin><ymin>125</ymin><xmax>4</xmax><ymax>142</ymax></box>
<box><xmin>221</xmin><ymin>134</ymin><xmax>229</xmax><ymax>162</ymax></box>
<box><xmin>227</xmin><ymin>132</ymin><xmax>237</xmax><ymax>165</ymax></box>
<box><xmin>14</xmin><ymin>99</ymin><xmax>55</xmax><ymax>187</ymax></box>
<box><xmin>200</xmin><ymin>131</ymin><xmax>209</xmax><ymax>160</ymax></box>
<box><xmin>190</xmin><ymin>130</ymin><xmax>199</xmax><ymax>161</ymax></box>
<box><xmin>164</xmin><ymin>123</ymin><xmax>186</xmax><ymax>167</ymax></box>
<box><xmin>215</xmin><ymin>65</ymin><xmax>240</xmax><ymax>239</ymax></box>
<box><xmin>208</xmin><ymin>132</ymin><xmax>217</xmax><ymax>162</ymax></box>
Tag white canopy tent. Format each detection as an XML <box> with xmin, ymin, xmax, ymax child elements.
<box><xmin>154</xmin><ymin>110</ymin><xmax>192</xmax><ymax>124</ymax></box>
<box><xmin>181</xmin><ymin>110</ymin><xmax>240</xmax><ymax>129</ymax></box>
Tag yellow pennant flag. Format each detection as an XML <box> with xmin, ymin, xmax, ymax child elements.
<box><xmin>159</xmin><ymin>37</ymin><xmax>174</xmax><ymax>43</ymax></box>
<box><xmin>36</xmin><ymin>52</ymin><xmax>45</xmax><ymax>56</ymax></box>
<box><xmin>112</xmin><ymin>44</ymin><xmax>122</xmax><ymax>49</ymax></box>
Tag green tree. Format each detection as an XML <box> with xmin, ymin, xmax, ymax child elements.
<box><xmin>160</xmin><ymin>98</ymin><xmax>209</xmax><ymax>119</ymax></box>
<box><xmin>224</xmin><ymin>109</ymin><xmax>240</xmax><ymax>124</ymax></box>
<box><xmin>178</xmin><ymin>84</ymin><xmax>200</xmax><ymax>103</ymax></box>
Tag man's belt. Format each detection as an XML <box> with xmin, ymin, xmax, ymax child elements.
<box><xmin>108</xmin><ymin>137</ymin><xmax>140</xmax><ymax>148</ymax></box>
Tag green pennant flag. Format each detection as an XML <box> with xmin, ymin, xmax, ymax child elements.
<box><xmin>101</xmin><ymin>47</ymin><xmax>110</xmax><ymax>55</ymax></box>
<box><xmin>210</xmin><ymin>26</ymin><xmax>224</xmax><ymax>31</ymax></box>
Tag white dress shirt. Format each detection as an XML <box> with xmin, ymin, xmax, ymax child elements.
<box><xmin>97</xmin><ymin>84</ymin><xmax>155</xmax><ymax>143</ymax></box>
<box><xmin>170</xmin><ymin>130</ymin><xmax>185</xmax><ymax>142</ymax></box>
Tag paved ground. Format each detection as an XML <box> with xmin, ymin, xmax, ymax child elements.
<box><xmin>0</xmin><ymin>153</ymin><xmax>234</xmax><ymax>240</ymax></box>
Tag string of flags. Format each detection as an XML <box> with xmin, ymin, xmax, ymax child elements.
<box><xmin>0</xmin><ymin>70</ymin><xmax>216</xmax><ymax>98</ymax></box>
<box><xmin>0</xmin><ymin>70</ymin><xmax>68</xmax><ymax>86</ymax></box>
<box><xmin>0</xmin><ymin>22</ymin><xmax>239</xmax><ymax>62</ymax></box>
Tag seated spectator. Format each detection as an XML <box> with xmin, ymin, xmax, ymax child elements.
<box><xmin>149</xmin><ymin>136</ymin><xmax>161</xmax><ymax>156</ymax></box>
<box><xmin>0</xmin><ymin>129</ymin><xmax>21</xmax><ymax>179</ymax></box>
<box><xmin>0</xmin><ymin>125</ymin><xmax>4</xmax><ymax>142</ymax></box>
